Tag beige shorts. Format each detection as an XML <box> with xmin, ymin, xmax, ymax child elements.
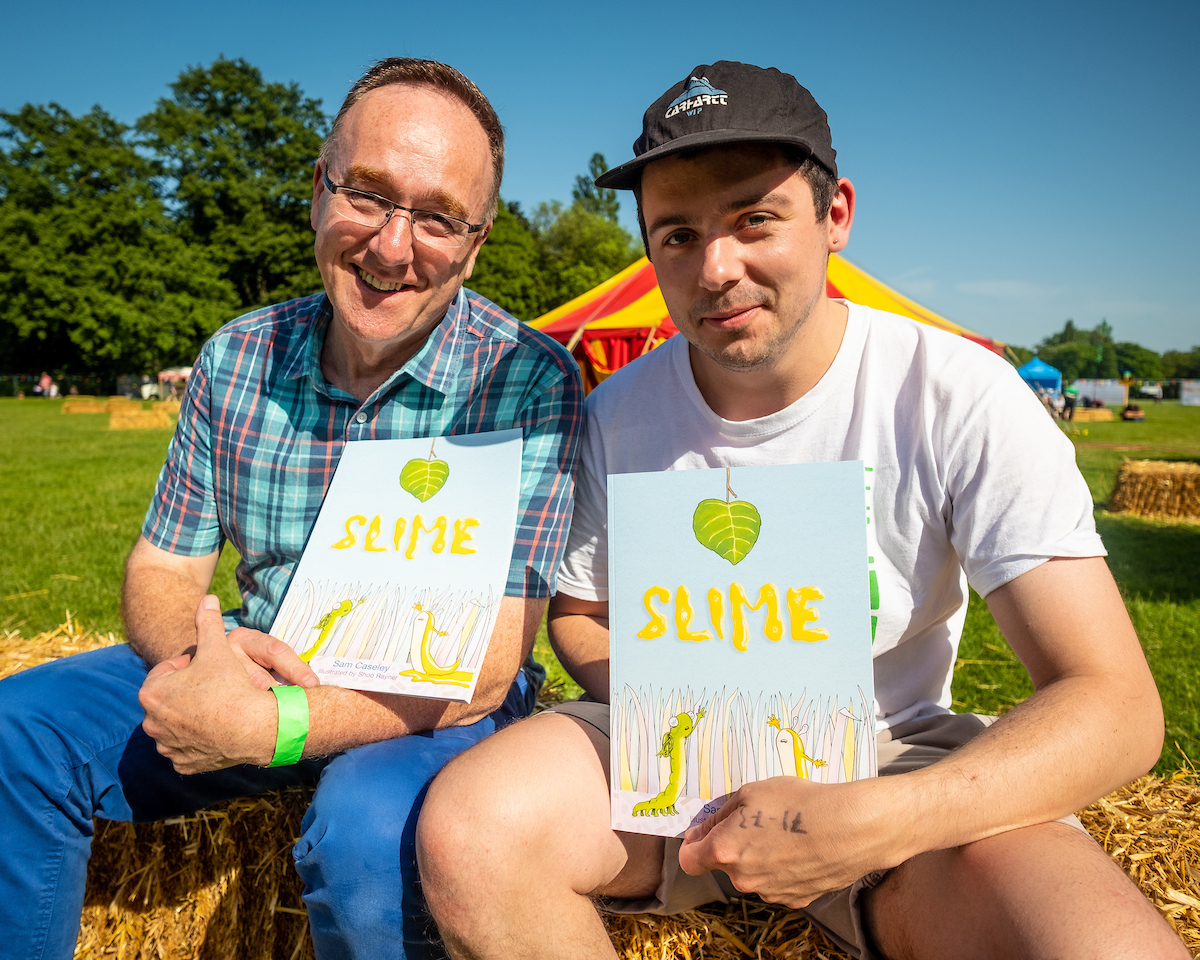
<box><xmin>547</xmin><ymin>700</ymin><xmax>1085</xmax><ymax>960</ymax></box>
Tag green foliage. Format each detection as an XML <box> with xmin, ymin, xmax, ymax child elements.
<box><xmin>1163</xmin><ymin>347</ymin><xmax>1200</xmax><ymax>379</ymax></box>
<box><xmin>0</xmin><ymin>104</ymin><xmax>237</xmax><ymax>376</ymax></box>
<box><xmin>1115</xmin><ymin>341</ymin><xmax>1165</xmax><ymax>379</ymax></box>
<box><xmin>1035</xmin><ymin>318</ymin><xmax>1118</xmax><ymax>380</ymax></box>
<box><xmin>1007</xmin><ymin>344</ymin><xmax>1035</xmax><ymax>365</ymax></box>
<box><xmin>471</xmin><ymin>186</ymin><xmax>641</xmax><ymax>321</ymax></box>
<box><xmin>572</xmin><ymin>152</ymin><xmax>620</xmax><ymax>222</ymax></box>
<box><xmin>468</xmin><ymin>201</ymin><xmax>548</xmax><ymax>319</ymax></box>
<box><xmin>137</xmin><ymin>57</ymin><xmax>328</xmax><ymax>310</ymax></box>
<box><xmin>532</xmin><ymin>200</ymin><xmax>642</xmax><ymax>308</ymax></box>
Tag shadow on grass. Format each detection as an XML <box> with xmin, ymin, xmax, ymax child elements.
<box><xmin>1098</xmin><ymin>513</ymin><xmax>1200</xmax><ymax>603</ymax></box>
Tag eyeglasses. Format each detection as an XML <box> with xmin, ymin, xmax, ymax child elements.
<box><xmin>321</xmin><ymin>169</ymin><xmax>486</xmax><ymax>247</ymax></box>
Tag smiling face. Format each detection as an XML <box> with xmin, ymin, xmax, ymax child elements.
<box><xmin>310</xmin><ymin>83</ymin><xmax>493</xmax><ymax>362</ymax></box>
<box><xmin>641</xmin><ymin>145</ymin><xmax>847</xmax><ymax>382</ymax></box>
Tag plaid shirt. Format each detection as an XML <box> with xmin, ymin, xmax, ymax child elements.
<box><xmin>143</xmin><ymin>290</ymin><xmax>583</xmax><ymax>633</ymax></box>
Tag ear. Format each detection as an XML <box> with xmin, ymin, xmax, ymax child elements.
<box><xmin>462</xmin><ymin>221</ymin><xmax>492</xmax><ymax>280</ymax></box>
<box><xmin>827</xmin><ymin>177</ymin><xmax>856</xmax><ymax>254</ymax></box>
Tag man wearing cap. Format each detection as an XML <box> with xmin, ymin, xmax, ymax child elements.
<box><xmin>416</xmin><ymin>61</ymin><xmax>1186</xmax><ymax>959</ymax></box>
<box><xmin>0</xmin><ymin>59</ymin><xmax>581</xmax><ymax>960</ymax></box>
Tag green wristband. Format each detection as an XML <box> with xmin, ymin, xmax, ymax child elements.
<box><xmin>268</xmin><ymin>685</ymin><xmax>309</xmax><ymax>767</ymax></box>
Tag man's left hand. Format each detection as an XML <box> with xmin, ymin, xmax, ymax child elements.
<box><xmin>139</xmin><ymin>595</ymin><xmax>283</xmax><ymax>774</ymax></box>
<box><xmin>677</xmin><ymin>775</ymin><xmax>911</xmax><ymax>908</ymax></box>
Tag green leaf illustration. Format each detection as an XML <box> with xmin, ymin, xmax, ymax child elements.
<box><xmin>692</xmin><ymin>498</ymin><xmax>762</xmax><ymax>565</ymax></box>
<box><xmin>400</xmin><ymin>457</ymin><xmax>450</xmax><ymax>502</ymax></box>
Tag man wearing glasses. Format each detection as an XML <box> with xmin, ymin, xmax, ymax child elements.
<box><xmin>0</xmin><ymin>59</ymin><xmax>581</xmax><ymax>960</ymax></box>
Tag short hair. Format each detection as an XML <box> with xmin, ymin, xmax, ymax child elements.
<box><xmin>633</xmin><ymin>150</ymin><xmax>839</xmax><ymax>252</ymax></box>
<box><xmin>320</xmin><ymin>58</ymin><xmax>504</xmax><ymax>220</ymax></box>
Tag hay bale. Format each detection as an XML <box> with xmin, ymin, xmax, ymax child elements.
<box><xmin>1108</xmin><ymin>460</ymin><xmax>1200</xmax><ymax>521</ymax></box>
<box><xmin>1071</xmin><ymin>408</ymin><xmax>1114</xmax><ymax>422</ymax></box>
<box><xmin>103</xmin><ymin>399</ymin><xmax>137</xmax><ymax>412</ymax></box>
<box><xmin>109</xmin><ymin>408</ymin><xmax>175</xmax><ymax>430</ymax></box>
<box><xmin>62</xmin><ymin>401</ymin><xmax>107</xmax><ymax>415</ymax></box>
<box><xmin>2</xmin><ymin>627</ymin><xmax>1196</xmax><ymax>959</ymax></box>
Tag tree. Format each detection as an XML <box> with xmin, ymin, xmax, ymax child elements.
<box><xmin>572</xmin><ymin>153</ymin><xmax>620</xmax><ymax>222</ymax></box>
<box><xmin>1035</xmin><ymin>319</ymin><xmax>1118</xmax><ymax>380</ymax></box>
<box><xmin>137</xmin><ymin>58</ymin><xmax>328</xmax><ymax>310</ymax></box>
<box><xmin>1114</xmin><ymin>342</ymin><xmax>1164</xmax><ymax>379</ymax></box>
<box><xmin>1162</xmin><ymin>347</ymin><xmax>1200</xmax><ymax>379</ymax></box>
<box><xmin>1007</xmin><ymin>345</ymin><xmax>1035</xmax><ymax>365</ymax></box>
<box><xmin>533</xmin><ymin>200</ymin><xmax>641</xmax><ymax>309</ymax></box>
<box><xmin>469</xmin><ymin>201</ymin><xmax>548</xmax><ymax>320</ymax></box>
<box><xmin>0</xmin><ymin>104</ymin><xmax>236</xmax><ymax>376</ymax></box>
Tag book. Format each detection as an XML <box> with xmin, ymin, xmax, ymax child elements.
<box><xmin>270</xmin><ymin>429</ymin><xmax>522</xmax><ymax>703</ymax></box>
<box><xmin>608</xmin><ymin>460</ymin><xmax>876</xmax><ymax>838</ymax></box>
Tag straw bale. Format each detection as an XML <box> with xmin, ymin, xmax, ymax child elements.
<box><xmin>1071</xmin><ymin>408</ymin><xmax>1114</xmax><ymax>422</ymax></box>
<box><xmin>1108</xmin><ymin>459</ymin><xmax>1200</xmax><ymax>521</ymax></box>
<box><xmin>109</xmin><ymin>408</ymin><xmax>175</xmax><ymax>430</ymax></box>
<box><xmin>62</xmin><ymin>400</ymin><xmax>108</xmax><ymax>414</ymax></box>
<box><xmin>2</xmin><ymin>627</ymin><xmax>1196</xmax><ymax>959</ymax></box>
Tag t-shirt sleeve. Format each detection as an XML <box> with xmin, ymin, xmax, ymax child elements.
<box><xmin>943</xmin><ymin>357</ymin><xmax>1105</xmax><ymax>597</ymax></box>
<box><xmin>506</xmin><ymin>360</ymin><xmax>585</xmax><ymax>598</ymax></box>
<box><xmin>554</xmin><ymin>404</ymin><xmax>611</xmax><ymax>602</ymax></box>
<box><xmin>141</xmin><ymin>346</ymin><xmax>224</xmax><ymax>557</ymax></box>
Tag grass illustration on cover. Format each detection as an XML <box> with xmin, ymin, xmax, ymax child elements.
<box><xmin>608</xmin><ymin>461</ymin><xmax>876</xmax><ymax>838</ymax></box>
<box><xmin>270</xmin><ymin>429</ymin><xmax>522</xmax><ymax>703</ymax></box>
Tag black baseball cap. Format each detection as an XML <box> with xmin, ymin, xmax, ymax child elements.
<box><xmin>596</xmin><ymin>61</ymin><xmax>837</xmax><ymax>191</ymax></box>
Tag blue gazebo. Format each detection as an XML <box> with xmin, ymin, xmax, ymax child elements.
<box><xmin>1017</xmin><ymin>356</ymin><xmax>1063</xmax><ymax>395</ymax></box>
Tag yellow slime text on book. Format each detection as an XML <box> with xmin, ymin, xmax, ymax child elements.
<box><xmin>636</xmin><ymin>583</ymin><xmax>826</xmax><ymax>650</ymax></box>
<box><xmin>786</xmin><ymin>586</ymin><xmax>828</xmax><ymax>642</ymax></box>
<box><xmin>331</xmin><ymin>514</ymin><xmax>481</xmax><ymax>558</ymax></box>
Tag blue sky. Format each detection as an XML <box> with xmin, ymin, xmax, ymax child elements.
<box><xmin>3</xmin><ymin>0</ymin><xmax>1196</xmax><ymax>352</ymax></box>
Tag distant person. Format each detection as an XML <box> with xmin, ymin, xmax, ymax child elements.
<box><xmin>416</xmin><ymin>60</ymin><xmax>1187</xmax><ymax>960</ymax></box>
<box><xmin>34</xmin><ymin>371</ymin><xmax>50</xmax><ymax>396</ymax></box>
<box><xmin>1063</xmin><ymin>381</ymin><xmax>1078</xmax><ymax>419</ymax></box>
<box><xmin>0</xmin><ymin>58</ymin><xmax>582</xmax><ymax>960</ymax></box>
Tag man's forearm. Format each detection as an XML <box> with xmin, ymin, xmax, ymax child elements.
<box><xmin>547</xmin><ymin>594</ymin><xmax>610</xmax><ymax>702</ymax></box>
<box><xmin>299</xmin><ymin>596</ymin><xmax>546</xmax><ymax>756</ymax></box>
<box><xmin>122</xmin><ymin>538</ymin><xmax>219</xmax><ymax>665</ymax></box>
<box><xmin>871</xmin><ymin>557</ymin><xmax>1163</xmax><ymax>865</ymax></box>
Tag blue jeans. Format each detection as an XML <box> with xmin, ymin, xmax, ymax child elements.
<box><xmin>0</xmin><ymin>644</ymin><xmax>541</xmax><ymax>960</ymax></box>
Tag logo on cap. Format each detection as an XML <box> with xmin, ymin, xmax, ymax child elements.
<box><xmin>665</xmin><ymin>76</ymin><xmax>728</xmax><ymax>119</ymax></box>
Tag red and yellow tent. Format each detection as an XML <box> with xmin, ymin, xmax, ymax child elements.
<box><xmin>530</xmin><ymin>254</ymin><xmax>1006</xmax><ymax>392</ymax></box>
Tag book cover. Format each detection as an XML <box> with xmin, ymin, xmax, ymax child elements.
<box><xmin>608</xmin><ymin>460</ymin><xmax>876</xmax><ymax>838</ymax></box>
<box><xmin>270</xmin><ymin>429</ymin><xmax>522</xmax><ymax>702</ymax></box>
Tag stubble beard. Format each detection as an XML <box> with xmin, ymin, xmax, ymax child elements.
<box><xmin>687</xmin><ymin>282</ymin><xmax>822</xmax><ymax>373</ymax></box>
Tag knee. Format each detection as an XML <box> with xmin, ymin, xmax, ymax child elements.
<box><xmin>416</xmin><ymin>736</ymin><xmax>544</xmax><ymax>900</ymax></box>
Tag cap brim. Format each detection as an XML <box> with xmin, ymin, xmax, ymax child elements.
<box><xmin>595</xmin><ymin>130</ymin><xmax>817</xmax><ymax>190</ymax></box>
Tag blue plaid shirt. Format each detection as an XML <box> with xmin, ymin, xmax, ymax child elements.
<box><xmin>143</xmin><ymin>289</ymin><xmax>583</xmax><ymax>634</ymax></box>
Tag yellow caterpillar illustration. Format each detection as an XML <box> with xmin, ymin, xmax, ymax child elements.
<box><xmin>632</xmin><ymin>707</ymin><xmax>706</xmax><ymax>817</ymax></box>
<box><xmin>300</xmin><ymin>598</ymin><xmax>365</xmax><ymax>663</ymax></box>
<box><xmin>398</xmin><ymin>603</ymin><xmax>475</xmax><ymax>687</ymax></box>
<box><xmin>768</xmin><ymin>714</ymin><xmax>826</xmax><ymax>780</ymax></box>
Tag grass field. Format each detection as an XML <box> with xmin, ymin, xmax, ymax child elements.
<box><xmin>2</xmin><ymin>396</ymin><xmax>1197</xmax><ymax>773</ymax></box>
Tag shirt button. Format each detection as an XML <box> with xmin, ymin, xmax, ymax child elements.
<box><xmin>355</xmin><ymin>411</ymin><xmax>368</xmax><ymax>423</ymax></box>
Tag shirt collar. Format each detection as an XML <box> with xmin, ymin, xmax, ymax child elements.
<box><xmin>280</xmin><ymin>289</ymin><xmax>468</xmax><ymax>399</ymax></box>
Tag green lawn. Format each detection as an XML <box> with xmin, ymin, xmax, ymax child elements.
<box><xmin>2</xmin><ymin>396</ymin><xmax>1197</xmax><ymax>773</ymax></box>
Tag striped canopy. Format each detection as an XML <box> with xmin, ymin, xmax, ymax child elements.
<box><xmin>530</xmin><ymin>254</ymin><xmax>1005</xmax><ymax>392</ymax></box>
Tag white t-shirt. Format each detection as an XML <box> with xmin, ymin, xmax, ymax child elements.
<box><xmin>557</xmin><ymin>303</ymin><xmax>1104</xmax><ymax>729</ymax></box>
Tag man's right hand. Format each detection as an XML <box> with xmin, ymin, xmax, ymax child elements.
<box><xmin>227</xmin><ymin>627</ymin><xmax>320</xmax><ymax>690</ymax></box>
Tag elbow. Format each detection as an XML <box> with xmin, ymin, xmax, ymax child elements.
<box><xmin>1116</xmin><ymin>673</ymin><xmax>1165</xmax><ymax>780</ymax></box>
